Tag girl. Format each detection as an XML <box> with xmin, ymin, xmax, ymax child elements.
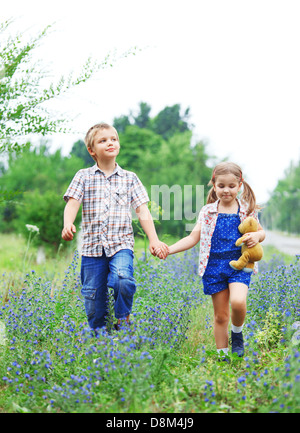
<box><xmin>157</xmin><ymin>162</ymin><xmax>265</xmax><ymax>358</ymax></box>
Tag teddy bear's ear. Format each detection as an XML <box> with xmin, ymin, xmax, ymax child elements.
<box><xmin>248</xmin><ymin>217</ymin><xmax>258</xmax><ymax>232</ymax></box>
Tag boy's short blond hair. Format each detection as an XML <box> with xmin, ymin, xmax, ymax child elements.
<box><xmin>84</xmin><ymin>123</ymin><xmax>119</xmax><ymax>161</ymax></box>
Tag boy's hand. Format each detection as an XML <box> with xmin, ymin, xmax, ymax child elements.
<box><xmin>62</xmin><ymin>223</ymin><xmax>76</xmax><ymax>241</ymax></box>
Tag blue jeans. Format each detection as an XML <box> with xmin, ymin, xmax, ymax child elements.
<box><xmin>80</xmin><ymin>249</ymin><xmax>136</xmax><ymax>330</ymax></box>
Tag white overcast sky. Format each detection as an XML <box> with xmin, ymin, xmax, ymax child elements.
<box><xmin>2</xmin><ymin>0</ymin><xmax>300</xmax><ymax>203</ymax></box>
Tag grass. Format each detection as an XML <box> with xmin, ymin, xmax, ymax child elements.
<box><xmin>0</xmin><ymin>232</ymin><xmax>75</xmax><ymax>276</ymax></box>
<box><xmin>0</xmin><ymin>233</ymin><xmax>178</xmax><ymax>275</ymax></box>
<box><xmin>0</xmin><ymin>231</ymin><xmax>294</xmax><ymax>275</ymax></box>
<box><xmin>262</xmin><ymin>244</ymin><xmax>295</xmax><ymax>265</ymax></box>
<box><xmin>0</xmin><ymin>233</ymin><xmax>299</xmax><ymax>413</ymax></box>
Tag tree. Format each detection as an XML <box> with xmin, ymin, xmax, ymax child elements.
<box><xmin>71</xmin><ymin>140</ymin><xmax>94</xmax><ymax>167</ymax></box>
<box><xmin>15</xmin><ymin>189</ymin><xmax>66</xmax><ymax>248</ymax></box>
<box><xmin>0</xmin><ymin>143</ymin><xmax>83</xmax><ymax>247</ymax></box>
<box><xmin>133</xmin><ymin>102</ymin><xmax>151</xmax><ymax>128</ymax></box>
<box><xmin>140</xmin><ymin>131</ymin><xmax>211</xmax><ymax>235</ymax></box>
<box><xmin>113</xmin><ymin>102</ymin><xmax>191</xmax><ymax>140</ymax></box>
<box><xmin>113</xmin><ymin>115</ymin><xmax>131</xmax><ymax>133</ymax></box>
<box><xmin>151</xmin><ymin>104</ymin><xmax>191</xmax><ymax>139</ymax></box>
<box><xmin>0</xmin><ymin>18</ymin><xmax>136</xmax><ymax>152</ymax></box>
<box><xmin>262</xmin><ymin>159</ymin><xmax>300</xmax><ymax>234</ymax></box>
<box><xmin>113</xmin><ymin>102</ymin><xmax>151</xmax><ymax>132</ymax></box>
<box><xmin>117</xmin><ymin>125</ymin><xmax>163</xmax><ymax>172</ymax></box>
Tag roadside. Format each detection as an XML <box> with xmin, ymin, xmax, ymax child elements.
<box><xmin>263</xmin><ymin>230</ymin><xmax>300</xmax><ymax>256</ymax></box>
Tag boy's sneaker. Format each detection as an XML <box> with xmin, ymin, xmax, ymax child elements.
<box><xmin>231</xmin><ymin>331</ymin><xmax>244</xmax><ymax>357</ymax></box>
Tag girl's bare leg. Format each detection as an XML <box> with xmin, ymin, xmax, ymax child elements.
<box><xmin>228</xmin><ymin>282</ymin><xmax>248</xmax><ymax>327</ymax></box>
<box><xmin>211</xmin><ymin>289</ymin><xmax>230</xmax><ymax>349</ymax></box>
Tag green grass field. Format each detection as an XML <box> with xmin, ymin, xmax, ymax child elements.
<box><xmin>0</xmin><ymin>233</ymin><xmax>299</xmax><ymax>413</ymax></box>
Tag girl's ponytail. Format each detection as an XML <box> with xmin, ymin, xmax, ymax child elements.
<box><xmin>240</xmin><ymin>180</ymin><xmax>260</xmax><ymax>215</ymax></box>
<box><xmin>206</xmin><ymin>185</ymin><xmax>218</xmax><ymax>204</ymax></box>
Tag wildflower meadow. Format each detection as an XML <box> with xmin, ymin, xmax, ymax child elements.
<box><xmin>0</xmin><ymin>246</ymin><xmax>299</xmax><ymax>414</ymax></box>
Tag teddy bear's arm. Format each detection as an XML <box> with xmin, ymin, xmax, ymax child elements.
<box><xmin>235</xmin><ymin>235</ymin><xmax>248</xmax><ymax>247</ymax></box>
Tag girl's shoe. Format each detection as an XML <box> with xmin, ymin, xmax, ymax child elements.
<box><xmin>231</xmin><ymin>331</ymin><xmax>244</xmax><ymax>357</ymax></box>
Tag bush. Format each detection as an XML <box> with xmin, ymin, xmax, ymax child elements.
<box><xmin>15</xmin><ymin>189</ymin><xmax>65</xmax><ymax>249</ymax></box>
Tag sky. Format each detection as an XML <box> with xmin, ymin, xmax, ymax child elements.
<box><xmin>2</xmin><ymin>0</ymin><xmax>300</xmax><ymax>203</ymax></box>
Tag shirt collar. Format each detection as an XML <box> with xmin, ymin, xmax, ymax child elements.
<box><xmin>92</xmin><ymin>162</ymin><xmax>124</xmax><ymax>177</ymax></box>
<box><xmin>208</xmin><ymin>198</ymin><xmax>248</xmax><ymax>214</ymax></box>
<box><xmin>208</xmin><ymin>200</ymin><xmax>219</xmax><ymax>214</ymax></box>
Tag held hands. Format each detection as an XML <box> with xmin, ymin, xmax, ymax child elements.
<box><xmin>62</xmin><ymin>223</ymin><xmax>76</xmax><ymax>241</ymax></box>
<box><xmin>155</xmin><ymin>247</ymin><xmax>169</xmax><ymax>260</ymax></box>
<box><xmin>149</xmin><ymin>240</ymin><xmax>169</xmax><ymax>260</ymax></box>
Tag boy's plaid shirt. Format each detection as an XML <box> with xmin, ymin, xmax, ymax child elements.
<box><xmin>64</xmin><ymin>163</ymin><xmax>149</xmax><ymax>257</ymax></box>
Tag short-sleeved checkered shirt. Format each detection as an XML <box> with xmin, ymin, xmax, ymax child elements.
<box><xmin>63</xmin><ymin>163</ymin><xmax>149</xmax><ymax>257</ymax></box>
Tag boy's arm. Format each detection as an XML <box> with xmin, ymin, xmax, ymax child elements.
<box><xmin>62</xmin><ymin>198</ymin><xmax>81</xmax><ymax>241</ymax></box>
<box><xmin>135</xmin><ymin>203</ymin><xmax>169</xmax><ymax>256</ymax></box>
<box><xmin>168</xmin><ymin>223</ymin><xmax>201</xmax><ymax>255</ymax></box>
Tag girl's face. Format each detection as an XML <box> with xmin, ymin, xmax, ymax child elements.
<box><xmin>213</xmin><ymin>173</ymin><xmax>242</xmax><ymax>204</ymax></box>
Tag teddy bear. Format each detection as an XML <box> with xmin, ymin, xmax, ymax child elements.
<box><xmin>229</xmin><ymin>216</ymin><xmax>263</xmax><ymax>272</ymax></box>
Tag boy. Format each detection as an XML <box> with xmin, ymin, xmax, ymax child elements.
<box><xmin>62</xmin><ymin>123</ymin><xmax>168</xmax><ymax>332</ymax></box>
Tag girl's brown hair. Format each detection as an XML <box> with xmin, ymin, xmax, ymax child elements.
<box><xmin>206</xmin><ymin>162</ymin><xmax>259</xmax><ymax>215</ymax></box>
<box><xmin>84</xmin><ymin>123</ymin><xmax>119</xmax><ymax>162</ymax></box>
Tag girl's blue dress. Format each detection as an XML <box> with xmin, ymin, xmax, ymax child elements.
<box><xmin>202</xmin><ymin>209</ymin><xmax>252</xmax><ymax>295</ymax></box>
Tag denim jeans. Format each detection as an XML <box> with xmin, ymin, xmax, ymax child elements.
<box><xmin>80</xmin><ymin>249</ymin><xmax>136</xmax><ymax>330</ymax></box>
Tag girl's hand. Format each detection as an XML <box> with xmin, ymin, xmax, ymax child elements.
<box><xmin>243</xmin><ymin>232</ymin><xmax>260</xmax><ymax>248</ymax></box>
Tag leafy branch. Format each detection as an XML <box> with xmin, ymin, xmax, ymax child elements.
<box><xmin>0</xmin><ymin>19</ymin><xmax>138</xmax><ymax>152</ymax></box>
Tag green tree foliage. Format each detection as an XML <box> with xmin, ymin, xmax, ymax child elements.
<box><xmin>0</xmin><ymin>18</ymin><xmax>132</xmax><ymax>151</ymax></box>
<box><xmin>139</xmin><ymin>131</ymin><xmax>212</xmax><ymax>235</ymax></box>
<box><xmin>113</xmin><ymin>115</ymin><xmax>131</xmax><ymax>133</ymax></box>
<box><xmin>16</xmin><ymin>190</ymin><xmax>66</xmax><ymax>248</ymax></box>
<box><xmin>151</xmin><ymin>104</ymin><xmax>191</xmax><ymax>139</ymax></box>
<box><xmin>133</xmin><ymin>102</ymin><xmax>151</xmax><ymax>129</ymax></box>
<box><xmin>113</xmin><ymin>102</ymin><xmax>191</xmax><ymax>139</ymax></box>
<box><xmin>262</xmin><ymin>160</ymin><xmax>300</xmax><ymax>234</ymax></box>
<box><xmin>0</xmin><ymin>143</ymin><xmax>83</xmax><ymax>247</ymax></box>
<box><xmin>117</xmin><ymin>125</ymin><xmax>163</xmax><ymax>172</ymax></box>
<box><xmin>70</xmin><ymin>140</ymin><xmax>94</xmax><ymax>167</ymax></box>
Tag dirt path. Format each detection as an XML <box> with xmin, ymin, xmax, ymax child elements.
<box><xmin>264</xmin><ymin>230</ymin><xmax>300</xmax><ymax>256</ymax></box>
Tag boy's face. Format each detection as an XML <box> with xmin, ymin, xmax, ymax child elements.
<box><xmin>88</xmin><ymin>127</ymin><xmax>120</xmax><ymax>162</ymax></box>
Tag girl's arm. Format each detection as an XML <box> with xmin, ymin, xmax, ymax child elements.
<box><xmin>135</xmin><ymin>203</ymin><xmax>169</xmax><ymax>257</ymax></box>
<box><xmin>155</xmin><ymin>223</ymin><xmax>201</xmax><ymax>259</ymax></box>
<box><xmin>244</xmin><ymin>223</ymin><xmax>266</xmax><ymax>248</ymax></box>
<box><xmin>168</xmin><ymin>223</ymin><xmax>201</xmax><ymax>254</ymax></box>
